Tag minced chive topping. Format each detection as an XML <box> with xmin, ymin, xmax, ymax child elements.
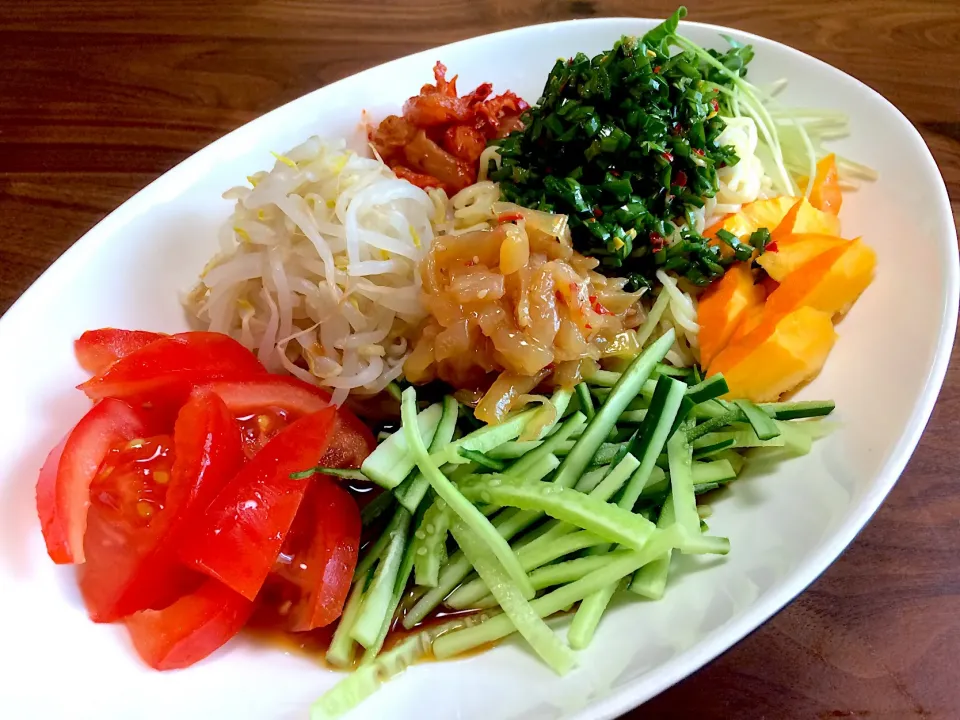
<box><xmin>488</xmin><ymin>6</ymin><xmax>757</xmax><ymax>290</ymax></box>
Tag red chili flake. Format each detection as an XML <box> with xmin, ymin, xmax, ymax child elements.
<box><xmin>610</xmin><ymin>170</ymin><xmax>621</xmax><ymax>177</ymax></box>
<box><xmin>674</xmin><ymin>170</ymin><xmax>687</xmax><ymax>187</ymax></box>
<box><xmin>497</xmin><ymin>212</ymin><xmax>524</xmax><ymax>224</ymax></box>
<box><xmin>693</xmin><ymin>147</ymin><xmax>705</xmax><ymax>156</ymax></box>
<box><xmin>464</xmin><ymin>259</ymin><xmax>477</xmax><ymax>267</ymax></box>
<box><xmin>568</xmin><ymin>282</ymin><xmax>577</xmax><ymax>294</ymax></box>
<box><xmin>765</xmin><ymin>241</ymin><xmax>779</xmax><ymax>253</ymax></box>
<box><xmin>585</xmin><ymin>324</ymin><xmax>593</xmax><ymax>330</ymax></box>
<box><xmin>593</xmin><ymin>206</ymin><xmax>603</xmax><ymax>218</ymax></box>
<box><xmin>661</xmin><ymin>152</ymin><xmax>673</xmax><ymax>162</ymax></box>
<box><xmin>653</xmin><ymin>65</ymin><xmax>661</xmax><ymax>74</ymax></box>
<box><xmin>546</xmin><ymin>362</ymin><xmax>556</xmax><ymax>371</ymax></box>
<box><xmin>670</xmin><ymin>122</ymin><xmax>683</xmax><ymax>136</ymax></box>
<box><xmin>650</xmin><ymin>232</ymin><xmax>666</xmax><ymax>252</ymax></box>
<box><xmin>567</xmin><ymin>58</ymin><xmax>574</xmax><ymax>65</ymax></box>
<box><xmin>545</xmin><ymin>166</ymin><xmax>553</xmax><ymax>174</ymax></box>
<box><xmin>711</xmin><ymin>98</ymin><xmax>720</xmax><ymax>112</ymax></box>
<box><xmin>589</xmin><ymin>296</ymin><xmax>612</xmax><ymax>315</ymax></box>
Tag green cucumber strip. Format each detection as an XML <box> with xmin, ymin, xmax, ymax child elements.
<box><xmin>619</xmin><ymin>376</ymin><xmax>687</xmax><ymax>510</ymax></box>
<box><xmin>628</xmin><ymin>495</ymin><xmax>677</xmax><ymax>599</ymax></box>
<box><xmin>569</xmin><ymin>374</ymin><xmax>684</xmax><ymax>649</ymax></box>
<box><xmin>691</xmin><ymin>459</ymin><xmax>737</xmax><ymax>485</ymax></box>
<box><xmin>290</xmin><ymin>466</ymin><xmax>369</xmax><ymax>481</ymax></box>
<box><xmin>447</xmin><ymin>461</ymin><xmax>479</xmax><ymax>482</ymax></box>
<box><xmin>694</xmin><ymin>481</ymin><xmax>720</xmax><ymax>495</ymax></box>
<box><xmin>653</xmin><ymin>362</ymin><xmax>691</xmax><ymax>378</ymax></box>
<box><xmin>393</xmin><ymin>396</ymin><xmax>459</xmax><ymax>513</ymax></box>
<box><xmin>775</xmin><ymin>419</ymin><xmax>814</xmax><ymax>455</ymax></box>
<box><xmin>667</xmin><ymin>429</ymin><xmax>699</xmax><ymax>536</ymax></box>
<box><xmin>433</xmin><ymin>525</ymin><xmax>690</xmax><ymax>660</ymax></box>
<box><xmin>471</xmin><ymin>552</ymin><xmax>635</xmax><ymax>610</ymax></box>
<box><xmin>448</xmin><ymin>519</ymin><xmax>576</xmax><ymax>675</ymax></box>
<box><xmin>458</xmin><ymin>475</ymin><xmax>656</xmax><ymax>550</ymax></box>
<box><xmin>385</xmin><ymin>381</ymin><xmax>403</xmax><ymax>402</ymax></box>
<box><xmin>412</xmin><ymin>499</ymin><xmax>450</xmax><ymax>588</ymax></box>
<box><xmin>553</xmin><ymin>330</ymin><xmax>675</xmax><ymax>489</ymax></box>
<box><xmin>716</xmin><ymin>448</ymin><xmax>746</xmax><ymax>474</ymax></box>
<box><xmin>312</xmin><ymin>612</ymin><xmax>494</xmax><ymax>720</ymax></box>
<box><xmin>353</xmin><ymin>519</ymin><xmax>393</xmax><ymax>582</ymax></box>
<box><xmin>685</xmin><ymin>374</ymin><xmax>729</xmax><ymax>404</ymax></box>
<box><xmin>487</xmin><ymin>440</ymin><xmax>542</xmax><ymax>460</ymax></box>
<box><xmin>567</xmin><ymin>581</ymin><xmax>617</xmax><ymax>650</ymax></box>
<box><xmin>573</xmin><ymin>465</ymin><xmax>612</xmax><ymax>493</ymax></box>
<box><xmin>734</xmin><ymin>399</ymin><xmax>781</xmax><ymax>441</ymax></box>
<box><xmin>635</xmin><ymin>288</ymin><xmax>671</xmax><ymax>349</ymax></box>
<box><xmin>692</xmin><ymin>437</ymin><xmax>736</xmax><ymax>459</ymax></box>
<box><xmin>618</xmin><ymin>410</ymin><xmax>648</xmax><ymax>424</ymax></box>
<box><xmin>325</xmin><ymin>565</ymin><xmax>373</xmax><ymax>668</ymax></box>
<box><xmin>591</xmin><ymin>442</ymin><xmax>628</xmax><ymax>466</ymax></box>
<box><xmin>459</xmin><ymin>448</ymin><xmax>507</xmax><ymax>471</ymax></box>
<box><xmin>585</xmin><ymin>369</ymin><xmax>622</xmax><ymax>387</ymax></box>
<box><xmin>431</xmin><ymin>407</ymin><xmax>539</xmax><ymax>466</ymax></box>
<box><xmin>362</xmin><ymin>403</ymin><xmax>443</xmax><ymax>489</ymax></box>
<box><xmin>445</xmin><ymin>528</ymin><xmax>606</xmax><ymax>610</ymax></box>
<box><xmin>686</xmin><ymin>409</ymin><xmax>742</xmax><ymax>443</ymax></box>
<box><xmin>757</xmin><ymin>399</ymin><xmax>835</xmax><ymax>420</ymax></box>
<box><xmin>361</xmin><ymin>506</ymin><xmax>420</xmax><ymax>664</ymax></box>
<box><xmin>401</xmin><ymin>388</ymin><xmax>534</xmax><ymax>599</ymax></box>
<box><xmin>504</xmin><ymin>412</ymin><xmax>587</xmax><ymax>478</ymax></box>
<box><xmin>574</xmin><ymin>382</ymin><xmax>595</xmax><ymax>419</ymax></box>
<box><xmin>691</xmin><ymin>398</ymin><xmax>729</xmax><ymax>420</ymax></box>
<box><xmin>351</xmin><ymin>507</ymin><xmax>412</xmax><ymax>648</ymax></box>
<box><xmin>692</xmin><ymin>427</ymin><xmax>786</xmax><ymax>449</ymax></box>
<box><xmin>668</xmin><ymin>396</ymin><xmax>697</xmax><ymax>435</ymax></box>
<box><xmin>360</xmin><ymin>491</ymin><xmax>394</xmax><ymax>528</ymax></box>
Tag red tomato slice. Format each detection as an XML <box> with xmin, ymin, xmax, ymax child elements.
<box><xmin>125</xmin><ymin>579</ymin><xmax>253</xmax><ymax>670</ymax></box>
<box><xmin>36</xmin><ymin>398</ymin><xmax>156</xmax><ymax>564</ymax></box>
<box><xmin>272</xmin><ymin>477</ymin><xmax>361</xmax><ymax>631</ymax></box>
<box><xmin>79</xmin><ymin>390</ymin><xmax>244</xmax><ymax>621</ymax></box>
<box><xmin>202</xmin><ymin>375</ymin><xmax>331</xmax><ymax>417</ymax></box>
<box><xmin>78</xmin><ymin>332</ymin><xmax>265</xmax><ymax>407</ymax></box>
<box><xmin>74</xmin><ymin>329</ymin><xmax>166</xmax><ymax>375</ymax></box>
<box><xmin>319</xmin><ymin>409</ymin><xmax>376</xmax><ymax>471</ymax></box>
<box><xmin>177</xmin><ymin>407</ymin><xmax>338</xmax><ymax>601</ymax></box>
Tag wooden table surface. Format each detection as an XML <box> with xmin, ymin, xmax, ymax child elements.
<box><xmin>2</xmin><ymin>1</ymin><xmax>958</xmax><ymax>717</ymax></box>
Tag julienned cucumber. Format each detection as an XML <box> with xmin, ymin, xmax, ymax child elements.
<box><xmin>393</xmin><ymin>396</ymin><xmax>459</xmax><ymax>513</ymax></box>
<box><xmin>552</xmin><ymin>329</ymin><xmax>676</xmax><ymax>489</ymax></box>
<box><xmin>361</xmin><ymin>402</ymin><xmax>443</xmax><ymax>489</ymax></box>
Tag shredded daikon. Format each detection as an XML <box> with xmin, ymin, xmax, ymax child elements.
<box><xmin>186</xmin><ymin>138</ymin><xmax>435</xmax><ymax>404</ymax></box>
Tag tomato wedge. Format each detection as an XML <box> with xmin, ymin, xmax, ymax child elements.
<box><xmin>79</xmin><ymin>390</ymin><xmax>244</xmax><ymax>621</ymax></box>
<box><xmin>319</xmin><ymin>410</ymin><xmax>376</xmax><ymax>471</ymax></box>
<box><xmin>202</xmin><ymin>375</ymin><xmax>331</xmax><ymax>417</ymax></box>
<box><xmin>74</xmin><ymin>329</ymin><xmax>166</xmax><ymax>375</ymax></box>
<box><xmin>178</xmin><ymin>407</ymin><xmax>338</xmax><ymax>601</ymax></box>
<box><xmin>125</xmin><ymin>579</ymin><xmax>253</xmax><ymax>670</ymax></box>
<box><xmin>36</xmin><ymin>398</ymin><xmax>156</xmax><ymax>564</ymax></box>
<box><xmin>78</xmin><ymin>332</ymin><xmax>265</xmax><ymax>407</ymax></box>
<box><xmin>272</xmin><ymin>477</ymin><xmax>361</xmax><ymax>631</ymax></box>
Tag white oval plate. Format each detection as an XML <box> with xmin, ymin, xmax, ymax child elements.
<box><xmin>0</xmin><ymin>16</ymin><xmax>956</xmax><ymax>720</ymax></box>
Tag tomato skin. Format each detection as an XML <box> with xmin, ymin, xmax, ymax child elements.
<box><xmin>125</xmin><ymin>579</ymin><xmax>253</xmax><ymax>670</ymax></box>
<box><xmin>79</xmin><ymin>390</ymin><xmax>244</xmax><ymax>622</ymax></box>
<box><xmin>275</xmin><ymin>477</ymin><xmax>361</xmax><ymax>631</ymax></box>
<box><xmin>78</xmin><ymin>332</ymin><xmax>265</xmax><ymax>407</ymax></box>
<box><xmin>201</xmin><ymin>375</ymin><xmax>331</xmax><ymax>418</ymax></box>
<box><xmin>74</xmin><ymin>329</ymin><xmax>165</xmax><ymax>375</ymax></box>
<box><xmin>178</xmin><ymin>407</ymin><xmax>338</xmax><ymax>601</ymax></box>
<box><xmin>318</xmin><ymin>408</ymin><xmax>376</xmax><ymax>471</ymax></box>
<box><xmin>36</xmin><ymin>398</ymin><xmax>155</xmax><ymax>564</ymax></box>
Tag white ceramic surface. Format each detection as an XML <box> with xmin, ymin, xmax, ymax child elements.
<box><xmin>0</xmin><ymin>17</ymin><xmax>956</xmax><ymax>720</ymax></box>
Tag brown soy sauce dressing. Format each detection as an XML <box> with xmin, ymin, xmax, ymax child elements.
<box><xmin>244</xmin><ymin>473</ymin><xmax>498</xmax><ymax>668</ymax></box>
<box><xmin>246</xmin><ymin>583</ymin><xmax>492</xmax><ymax>669</ymax></box>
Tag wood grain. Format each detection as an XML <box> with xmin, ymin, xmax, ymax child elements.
<box><xmin>1</xmin><ymin>1</ymin><xmax>958</xmax><ymax>717</ymax></box>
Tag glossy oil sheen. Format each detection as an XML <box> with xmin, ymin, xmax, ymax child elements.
<box><xmin>0</xmin><ymin>17</ymin><xmax>956</xmax><ymax>720</ymax></box>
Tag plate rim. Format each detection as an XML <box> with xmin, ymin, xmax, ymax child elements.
<box><xmin>1</xmin><ymin>15</ymin><xmax>957</xmax><ymax>720</ymax></box>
